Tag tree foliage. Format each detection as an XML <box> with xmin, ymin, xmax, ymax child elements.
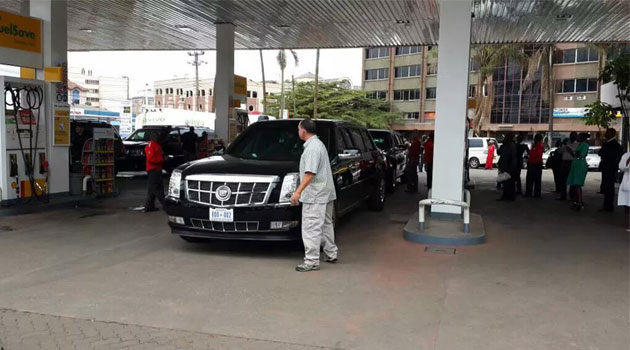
<box><xmin>583</xmin><ymin>101</ymin><xmax>615</xmax><ymax>130</ymax></box>
<box><xmin>267</xmin><ymin>80</ymin><xmax>401</xmax><ymax>129</ymax></box>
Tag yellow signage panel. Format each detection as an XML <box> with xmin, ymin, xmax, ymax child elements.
<box><xmin>234</xmin><ymin>75</ymin><xmax>247</xmax><ymax>96</ymax></box>
<box><xmin>53</xmin><ymin>104</ymin><xmax>70</xmax><ymax>146</ymax></box>
<box><xmin>20</xmin><ymin>67</ymin><xmax>35</xmax><ymax>80</ymax></box>
<box><xmin>0</xmin><ymin>10</ymin><xmax>42</xmax><ymax>53</ymax></box>
<box><xmin>44</xmin><ymin>67</ymin><xmax>63</xmax><ymax>82</ymax></box>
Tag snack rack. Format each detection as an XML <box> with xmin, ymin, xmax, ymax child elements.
<box><xmin>80</xmin><ymin>135</ymin><xmax>116</xmax><ymax>196</ymax></box>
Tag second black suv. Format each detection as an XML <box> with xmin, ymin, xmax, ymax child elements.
<box><xmin>119</xmin><ymin>125</ymin><xmax>214</xmax><ymax>173</ymax></box>
<box><xmin>369</xmin><ymin>129</ymin><xmax>408</xmax><ymax>192</ymax></box>
<box><xmin>165</xmin><ymin>119</ymin><xmax>386</xmax><ymax>242</ymax></box>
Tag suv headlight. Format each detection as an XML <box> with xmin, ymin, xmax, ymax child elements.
<box><xmin>168</xmin><ymin>170</ymin><xmax>182</xmax><ymax>198</ymax></box>
<box><xmin>279</xmin><ymin>173</ymin><xmax>299</xmax><ymax>203</ymax></box>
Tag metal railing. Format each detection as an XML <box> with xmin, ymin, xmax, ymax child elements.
<box><xmin>419</xmin><ymin>189</ymin><xmax>471</xmax><ymax>233</ymax></box>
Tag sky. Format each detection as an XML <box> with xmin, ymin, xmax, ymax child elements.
<box><xmin>0</xmin><ymin>48</ymin><xmax>363</xmax><ymax>97</ymax></box>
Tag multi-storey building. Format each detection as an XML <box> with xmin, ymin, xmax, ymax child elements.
<box><xmin>362</xmin><ymin>44</ymin><xmax>622</xmax><ymax>140</ymax></box>
<box><xmin>68</xmin><ymin>67</ymin><xmax>129</xmax><ymax>110</ymax></box>
<box><xmin>153</xmin><ymin>77</ymin><xmax>282</xmax><ymax>114</ymax></box>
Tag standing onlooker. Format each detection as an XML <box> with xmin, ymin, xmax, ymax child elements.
<box><xmin>524</xmin><ymin>134</ymin><xmax>544</xmax><ymax>198</ymax></box>
<box><xmin>418</xmin><ymin>135</ymin><xmax>426</xmax><ymax>173</ymax></box>
<box><xmin>566</xmin><ymin>133</ymin><xmax>590</xmax><ymax>210</ymax></box>
<box><xmin>141</xmin><ymin>132</ymin><xmax>165</xmax><ymax>212</ymax></box>
<box><xmin>558</xmin><ymin>132</ymin><xmax>578</xmax><ymax>201</ymax></box>
<box><xmin>617</xmin><ymin>151</ymin><xmax>630</xmax><ymax>231</ymax></box>
<box><xmin>290</xmin><ymin>119</ymin><xmax>338</xmax><ymax>272</ymax></box>
<box><xmin>181</xmin><ymin>127</ymin><xmax>198</xmax><ymax>162</ymax></box>
<box><xmin>424</xmin><ymin>134</ymin><xmax>434</xmax><ymax>190</ymax></box>
<box><xmin>515</xmin><ymin>134</ymin><xmax>529</xmax><ymax>195</ymax></box>
<box><xmin>549</xmin><ymin>140</ymin><xmax>564</xmax><ymax>193</ymax></box>
<box><xmin>214</xmin><ymin>139</ymin><xmax>226</xmax><ymax>154</ymax></box>
<box><xmin>485</xmin><ymin>141</ymin><xmax>496</xmax><ymax>170</ymax></box>
<box><xmin>197</xmin><ymin>132</ymin><xmax>213</xmax><ymax>159</ymax></box>
<box><xmin>497</xmin><ymin>133</ymin><xmax>517</xmax><ymax>201</ymax></box>
<box><xmin>406</xmin><ymin>135</ymin><xmax>421</xmax><ymax>193</ymax></box>
<box><xmin>599</xmin><ymin>128</ymin><xmax>623</xmax><ymax>212</ymax></box>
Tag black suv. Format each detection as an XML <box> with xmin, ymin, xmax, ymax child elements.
<box><xmin>165</xmin><ymin>119</ymin><xmax>386</xmax><ymax>242</ymax></box>
<box><xmin>369</xmin><ymin>129</ymin><xmax>408</xmax><ymax>192</ymax></box>
<box><xmin>119</xmin><ymin>125</ymin><xmax>214</xmax><ymax>173</ymax></box>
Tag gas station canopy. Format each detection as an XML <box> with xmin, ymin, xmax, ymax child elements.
<box><xmin>2</xmin><ymin>0</ymin><xmax>629</xmax><ymax>51</ymax></box>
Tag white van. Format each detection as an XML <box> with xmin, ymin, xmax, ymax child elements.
<box><xmin>468</xmin><ymin>137</ymin><xmax>499</xmax><ymax>168</ymax></box>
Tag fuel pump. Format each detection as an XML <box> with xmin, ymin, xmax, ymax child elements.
<box><xmin>0</xmin><ymin>77</ymin><xmax>48</xmax><ymax>205</ymax></box>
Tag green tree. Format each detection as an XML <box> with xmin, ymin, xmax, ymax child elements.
<box><xmin>583</xmin><ymin>101</ymin><xmax>615</xmax><ymax>131</ymax></box>
<box><xmin>267</xmin><ymin>80</ymin><xmax>401</xmax><ymax>129</ymax></box>
<box><xmin>600</xmin><ymin>51</ymin><xmax>630</xmax><ymax>149</ymax></box>
<box><xmin>276</xmin><ymin>50</ymin><xmax>299</xmax><ymax>119</ymax></box>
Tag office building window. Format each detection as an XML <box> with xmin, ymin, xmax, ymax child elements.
<box><xmin>365</xmin><ymin>47</ymin><xmax>390</xmax><ymax>59</ymax></box>
<box><xmin>556</xmin><ymin>78</ymin><xmax>598</xmax><ymax>93</ymax></box>
<box><xmin>85</xmin><ymin>79</ymin><xmax>99</xmax><ymax>85</ymax></box>
<box><xmin>468</xmin><ymin>85</ymin><xmax>477</xmax><ymax>98</ymax></box>
<box><xmin>72</xmin><ymin>89</ymin><xmax>80</xmax><ymax>105</ymax></box>
<box><xmin>252</xmin><ymin>91</ymin><xmax>258</xmax><ymax>98</ymax></box>
<box><xmin>425</xmin><ymin>87</ymin><xmax>437</xmax><ymax>99</ymax></box>
<box><xmin>555</xmin><ymin>47</ymin><xmax>598</xmax><ymax>64</ymax></box>
<box><xmin>394</xmin><ymin>89</ymin><xmax>420</xmax><ymax>101</ymax></box>
<box><xmin>427</xmin><ymin>62</ymin><xmax>438</xmax><ymax>75</ymax></box>
<box><xmin>470</xmin><ymin>58</ymin><xmax>480</xmax><ymax>72</ymax></box>
<box><xmin>86</xmin><ymin>97</ymin><xmax>100</xmax><ymax>102</ymax></box>
<box><xmin>365</xmin><ymin>68</ymin><xmax>389</xmax><ymax>81</ymax></box>
<box><xmin>366</xmin><ymin>91</ymin><xmax>387</xmax><ymax>99</ymax></box>
<box><xmin>395</xmin><ymin>46</ymin><xmax>421</xmax><ymax>55</ymax></box>
<box><xmin>403</xmin><ymin>112</ymin><xmax>420</xmax><ymax>120</ymax></box>
<box><xmin>394</xmin><ymin>64</ymin><xmax>421</xmax><ymax>78</ymax></box>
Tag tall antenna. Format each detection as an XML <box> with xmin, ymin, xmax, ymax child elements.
<box><xmin>188</xmin><ymin>51</ymin><xmax>207</xmax><ymax>111</ymax></box>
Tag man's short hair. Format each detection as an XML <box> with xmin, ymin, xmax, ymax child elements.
<box><xmin>189</xmin><ymin>126</ymin><xmax>195</xmax><ymax>132</ymax></box>
<box><xmin>605</xmin><ymin>128</ymin><xmax>616</xmax><ymax>139</ymax></box>
<box><xmin>299</xmin><ymin>119</ymin><xmax>317</xmax><ymax>134</ymax></box>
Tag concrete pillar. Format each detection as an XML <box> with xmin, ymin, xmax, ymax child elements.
<box><xmin>30</xmin><ymin>0</ymin><xmax>70</xmax><ymax>195</ymax></box>
<box><xmin>214</xmin><ymin>23</ymin><xmax>235</xmax><ymax>142</ymax></box>
<box><xmin>430</xmin><ymin>0</ymin><xmax>472</xmax><ymax>216</ymax></box>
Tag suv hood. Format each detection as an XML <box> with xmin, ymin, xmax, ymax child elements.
<box><xmin>179</xmin><ymin>154</ymin><xmax>299</xmax><ymax>177</ymax></box>
<box><xmin>123</xmin><ymin>140</ymin><xmax>148</xmax><ymax>147</ymax></box>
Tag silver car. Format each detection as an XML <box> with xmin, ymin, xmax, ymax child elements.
<box><xmin>586</xmin><ymin>146</ymin><xmax>601</xmax><ymax>170</ymax></box>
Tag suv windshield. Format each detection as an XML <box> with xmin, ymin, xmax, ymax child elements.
<box><xmin>369</xmin><ymin>131</ymin><xmax>392</xmax><ymax>150</ymax></box>
<box><xmin>127</xmin><ymin>128</ymin><xmax>166</xmax><ymax>142</ymax></box>
<box><xmin>229</xmin><ymin>123</ymin><xmax>304</xmax><ymax>161</ymax></box>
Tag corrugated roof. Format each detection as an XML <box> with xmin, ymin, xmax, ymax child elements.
<box><xmin>1</xmin><ymin>0</ymin><xmax>628</xmax><ymax>51</ymax></box>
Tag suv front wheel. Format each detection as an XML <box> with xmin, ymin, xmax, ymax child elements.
<box><xmin>368</xmin><ymin>176</ymin><xmax>386</xmax><ymax>211</ymax></box>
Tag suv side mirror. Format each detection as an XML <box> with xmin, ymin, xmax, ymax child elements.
<box><xmin>338</xmin><ymin>149</ymin><xmax>360</xmax><ymax>160</ymax></box>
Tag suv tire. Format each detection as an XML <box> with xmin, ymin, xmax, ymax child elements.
<box><xmin>386</xmin><ymin>170</ymin><xmax>396</xmax><ymax>193</ymax></box>
<box><xmin>469</xmin><ymin>157</ymin><xmax>480</xmax><ymax>169</ymax></box>
<box><xmin>368</xmin><ymin>176</ymin><xmax>386</xmax><ymax>211</ymax></box>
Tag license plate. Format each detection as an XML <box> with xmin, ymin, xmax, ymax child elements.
<box><xmin>209</xmin><ymin>208</ymin><xmax>234</xmax><ymax>222</ymax></box>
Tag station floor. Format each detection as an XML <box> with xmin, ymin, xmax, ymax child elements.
<box><xmin>0</xmin><ymin>170</ymin><xmax>627</xmax><ymax>350</ymax></box>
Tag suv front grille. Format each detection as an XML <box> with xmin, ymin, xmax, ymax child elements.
<box><xmin>190</xmin><ymin>219</ymin><xmax>259</xmax><ymax>232</ymax></box>
<box><xmin>185</xmin><ymin>174</ymin><xmax>278</xmax><ymax>207</ymax></box>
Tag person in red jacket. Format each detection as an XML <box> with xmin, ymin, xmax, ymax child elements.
<box><xmin>424</xmin><ymin>134</ymin><xmax>434</xmax><ymax>189</ymax></box>
<box><xmin>485</xmin><ymin>141</ymin><xmax>496</xmax><ymax>169</ymax></box>
<box><xmin>406</xmin><ymin>135</ymin><xmax>421</xmax><ymax>193</ymax></box>
<box><xmin>142</xmin><ymin>132</ymin><xmax>165</xmax><ymax>212</ymax></box>
<box><xmin>524</xmin><ymin>133</ymin><xmax>545</xmax><ymax>198</ymax></box>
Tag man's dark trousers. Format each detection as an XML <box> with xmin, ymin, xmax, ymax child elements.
<box><xmin>407</xmin><ymin>161</ymin><xmax>418</xmax><ymax>192</ymax></box>
<box><xmin>425</xmin><ymin>163</ymin><xmax>433</xmax><ymax>189</ymax></box>
<box><xmin>559</xmin><ymin>160</ymin><xmax>572</xmax><ymax>200</ymax></box>
<box><xmin>602</xmin><ymin>169</ymin><xmax>616</xmax><ymax>211</ymax></box>
<box><xmin>145</xmin><ymin>169</ymin><xmax>165</xmax><ymax>209</ymax></box>
<box><xmin>525</xmin><ymin>163</ymin><xmax>543</xmax><ymax>197</ymax></box>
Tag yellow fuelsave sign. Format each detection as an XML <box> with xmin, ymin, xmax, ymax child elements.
<box><xmin>0</xmin><ymin>10</ymin><xmax>42</xmax><ymax>53</ymax></box>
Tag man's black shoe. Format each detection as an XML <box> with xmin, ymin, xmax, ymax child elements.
<box><xmin>324</xmin><ymin>256</ymin><xmax>338</xmax><ymax>264</ymax></box>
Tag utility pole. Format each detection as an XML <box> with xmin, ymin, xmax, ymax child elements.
<box><xmin>188</xmin><ymin>51</ymin><xmax>207</xmax><ymax>111</ymax></box>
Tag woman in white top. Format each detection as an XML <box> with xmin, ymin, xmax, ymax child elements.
<box><xmin>618</xmin><ymin>151</ymin><xmax>630</xmax><ymax>231</ymax></box>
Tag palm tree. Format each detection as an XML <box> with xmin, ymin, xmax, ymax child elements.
<box><xmin>259</xmin><ymin>49</ymin><xmax>267</xmax><ymax>114</ymax></box>
<box><xmin>470</xmin><ymin>44</ymin><xmax>525</xmax><ymax>135</ymax></box>
<box><xmin>313</xmin><ymin>49</ymin><xmax>320</xmax><ymax>118</ymax></box>
<box><xmin>277</xmin><ymin>50</ymin><xmax>299</xmax><ymax>119</ymax></box>
<box><xmin>520</xmin><ymin>44</ymin><xmax>555</xmax><ymax>146</ymax></box>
